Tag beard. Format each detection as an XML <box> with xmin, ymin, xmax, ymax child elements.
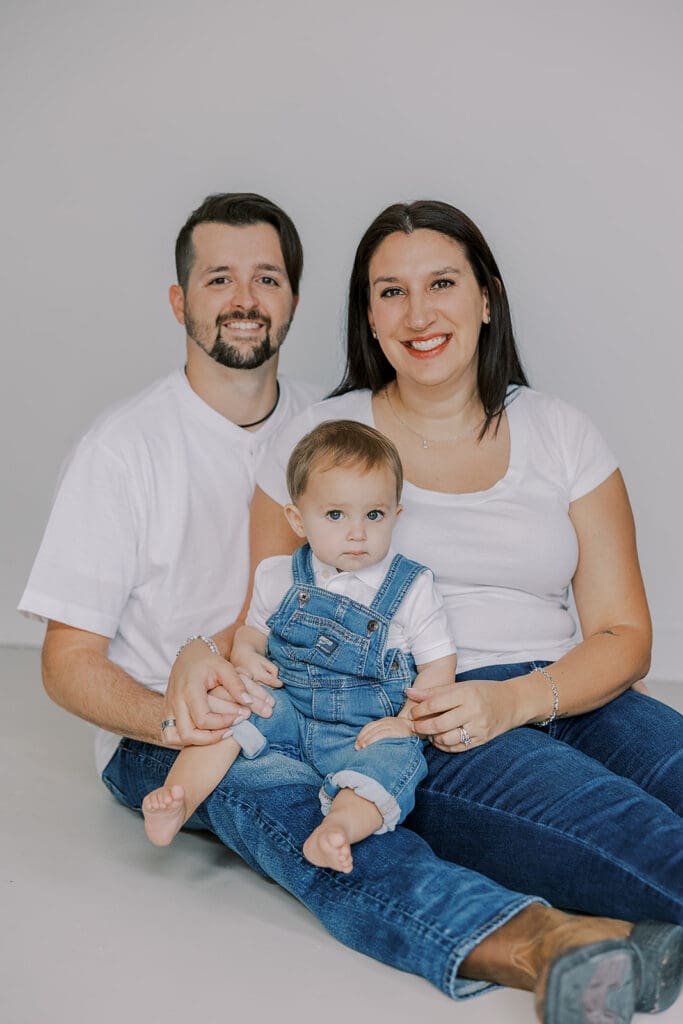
<box><xmin>185</xmin><ymin>307</ymin><xmax>293</xmax><ymax>370</ymax></box>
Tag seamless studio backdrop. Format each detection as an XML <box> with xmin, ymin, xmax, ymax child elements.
<box><xmin>2</xmin><ymin>0</ymin><xmax>681</xmax><ymax>684</ymax></box>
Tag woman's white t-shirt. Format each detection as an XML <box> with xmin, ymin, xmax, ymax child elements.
<box><xmin>256</xmin><ymin>387</ymin><xmax>618</xmax><ymax>673</ymax></box>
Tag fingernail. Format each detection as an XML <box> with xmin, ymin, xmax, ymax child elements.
<box><xmin>222</xmin><ymin>729</ymin><xmax>233</xmax><ymax>739</ymax></box>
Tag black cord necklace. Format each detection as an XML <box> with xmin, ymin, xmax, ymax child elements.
<box><xmin>237</xmin><ymin>381</ymin><xmax>281</xmax><ymax>428</ymax></box>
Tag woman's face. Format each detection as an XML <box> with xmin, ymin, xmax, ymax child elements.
<box><xmin>367</xmin><ymin>229</ymin><xmax>489</xmax><ymax>391</ymax></box>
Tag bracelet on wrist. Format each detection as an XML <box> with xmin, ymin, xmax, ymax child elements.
<box><xmin>176</xmin><ymin>634</ymin><xmax>220</xmax><ymax>661</ymax></box>
<box><xmin>532</xmin><ymin>665</ymin><xmax>560</xmax><ymax>726</ymax></box>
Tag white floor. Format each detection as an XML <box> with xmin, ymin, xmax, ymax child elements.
<box><xmin>3</xmin><ymin>645</ymin><xmax>681</xmax><ymax>1024</ymax></box>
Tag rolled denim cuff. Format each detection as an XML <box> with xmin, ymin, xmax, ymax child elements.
<box><xmin>232</xmin><ymin>719</ymin><xmax>268</xmax><ymax>759</ymax></box>
<box><xmin>320</xmin><ymin>769</ymin><xmax>401</xmax><ymax>834</ymax></box>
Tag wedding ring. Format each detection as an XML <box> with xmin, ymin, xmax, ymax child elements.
<box><xmin>161</xmin><ymin>718</ymin><xmax>176</xmax><ymax>732</ymax></box>
<box><xmin>459</xmin><ymin>726</ymin><xmax>472</xmax><ymax>749</ymax></box>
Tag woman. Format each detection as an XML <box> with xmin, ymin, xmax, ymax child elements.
<box><xmin>167</xmin><ymin>200</ymin><xmax>683</xmax><ymax>1018</ymax></box>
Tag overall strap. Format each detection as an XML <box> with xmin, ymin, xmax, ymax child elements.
<box><xmin>370</xmin><ymin>555</ymin><xmax>427</xmax><ymax>621</ymax></box>
<box><xmin>291</xmin><ymin>543</ymin><xmax>315</xmax><ymax>586</ymax></box>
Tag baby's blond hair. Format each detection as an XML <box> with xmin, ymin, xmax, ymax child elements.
<box><xmin>286</xmin><ymin>420</ymin><xmax>403</xmax><ymax>504</ymax></box>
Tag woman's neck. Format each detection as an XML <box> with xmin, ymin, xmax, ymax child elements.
<box><xmin>389</xmin><ymin>376</ymin><xmax>484</xmax><ymax>433</ymax></box>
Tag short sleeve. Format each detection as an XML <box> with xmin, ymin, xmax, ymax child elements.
<box><xmin>18</xmin><ymin>439</ymin><xmax>141</xmax><ymax>637</ymax></box>
<box><xmin>244</xmin><ymin>556</ymin><xmax>294</xmax><ymax>635</ymax></box>
<box><xmin>552</xmin><ymin>398</ymin><xmax>619</xmax><ymax>502</ymax></box>
<box><xmin>397</xmin><ymin>570</ymin><xmax>457</xmax><ymax>665</ymax></box>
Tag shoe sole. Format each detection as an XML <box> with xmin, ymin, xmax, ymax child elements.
<box><xmin>543</xmin><ymin>939</ymin><xmax>636</xmax><ymax>1024</ymax></box>
<box><xmin>630</xmin><ymin>921</ymin><xmax>683</xmax><ymax>1013</ymax></box>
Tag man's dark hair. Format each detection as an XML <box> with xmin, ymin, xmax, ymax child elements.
<box><xmin>175</xmin><ymin>193</ymin><xmax>303</xmax><ymax>295</ymax></box>
<box><xmin>332</xmin><ymin>200</ymin><xmax>528</xmax><ymax>435</ymax></box>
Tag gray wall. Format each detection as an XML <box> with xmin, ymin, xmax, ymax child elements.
<box><xmin>3</xmin><ymin>1</ymin><xmax>682</xmax><ymax>680</ymax></box>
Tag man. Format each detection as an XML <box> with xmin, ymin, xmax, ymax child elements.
<box><xmin>20</xmin><ymin>193</ymin><xmax>666</xmax><ymax>1019</ymax></box>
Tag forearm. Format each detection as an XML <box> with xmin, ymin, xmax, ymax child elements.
<box><xmin>42</xmin><ymin>622</ymin><xmax>167</xmax><ymax>745</ymax></box>
<box><xmin>232</xmin><ymin>624</ymin><xmax>268</xmax><ymax>665</ymax></box>
<box><xmin>413</xmin><ymin>654</ymin><xmax>458</xmax><ymax>691</ymax></box>
<box><xmin>507</xmin><ymin>624</ymin><xmax>651</xmax><ymax>726</ymax></box>
<box><xmin>398</xmin><ymin>655</ymin><xmax>457</xmax><ymax>722</ymax></box>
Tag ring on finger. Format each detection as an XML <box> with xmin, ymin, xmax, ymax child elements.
<box><xmin>459</xmin><ymin>726</ymin><xmax>472</xmax><ymax>749</ymax></box>
<box><xmin>161</xmin><ymin>717</ymin><xmax>176</xmax><ymax>733</ymax></box>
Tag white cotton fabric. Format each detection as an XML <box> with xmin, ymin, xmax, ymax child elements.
<box><xmin>246</xmin><ymin>549</ymin><xmax>457</xmax><ymax>666</ymax></box>
<box><xmin>19</xmin><ymin>369</ymin><xmax>319</xmax><ymax>773</ymax></box>
<box><xmin>256</xmin><ymin>386</ymin><xmax>618</xmax><ymax>674</ymax></box>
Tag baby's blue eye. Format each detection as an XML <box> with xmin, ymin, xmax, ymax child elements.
<box><xmin>367</xmin><ymin>510</ymin><xmax>384</xmax><ymax>521</ymax></box>
<box><xmin>326</xmin><ymin>510</ymin><xmax>343</xmax><ymax>521</ymax></box>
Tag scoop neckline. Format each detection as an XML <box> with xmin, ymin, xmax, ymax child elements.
<box><xmin>362</xmin><ymin>386</ymin><xmax>527</xmax><ymax>505</ymax></box>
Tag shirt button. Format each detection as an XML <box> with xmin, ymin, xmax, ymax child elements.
<box><xmin>367</xmin><ymin>620</ymin><xmax>379</xmax><ymax>634</ymax></box>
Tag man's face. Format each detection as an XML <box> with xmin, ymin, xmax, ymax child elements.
<box><xmin>170</xmin><ymin>221</ymin><xmax>297</xmax><ymax>370</ymax></box>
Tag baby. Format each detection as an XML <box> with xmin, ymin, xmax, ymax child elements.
<box><xmin>143</xmin><ymin>420</ymin><xmax>457</xmax><ymax>872</ymax></box>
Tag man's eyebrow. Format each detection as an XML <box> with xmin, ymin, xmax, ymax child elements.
<box><xmin>371</xmin><ymin>266</ymin><xmax>463</xmax><ymax>286</ymax></box>
<box><xmin>201</xmin><ymin>263</ymin><xmax>285</xmax><ymax>276</ymax></box>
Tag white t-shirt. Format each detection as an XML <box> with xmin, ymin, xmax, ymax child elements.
<box><xmin>246</xmin><ymin>549</ymin><xmax>457</xmax><ymax>666</ymax></box>
<box><xmin>256</xmin><ymin>387</ymin><xmax>618</xmax><ymax>673</ymax></box>
<box><xmin>19</xmin><ymin>369</ymin><xmax>318</xmax><ymax>773</ymax></box>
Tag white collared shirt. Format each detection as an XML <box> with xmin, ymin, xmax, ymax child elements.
<box><xmin>246</xmin><ymin>549</ymin><xmax>456</xmax><ymax>667</ymax></box>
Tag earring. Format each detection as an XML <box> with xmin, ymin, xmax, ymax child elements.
<box><xmin>371</xmin><ymin>329</ymin><xmax>377</xmax><ymax>340</ymax></box>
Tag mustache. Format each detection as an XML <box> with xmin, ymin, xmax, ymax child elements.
<box><xmin>217</xmin><ymin>310</ymin><xmax>271</xmax><ymax>328</ymax></box>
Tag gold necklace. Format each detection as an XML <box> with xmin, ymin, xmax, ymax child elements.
<box><xmin>384</xmin><ymin>386</ymin><xmax>484</xmax><ymax>450</ymax></box>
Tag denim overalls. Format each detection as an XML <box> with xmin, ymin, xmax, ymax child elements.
<box><xmin>233</xmin><ymin>544</ymin><xmax>429</xmax><ymax>832</ymax></box>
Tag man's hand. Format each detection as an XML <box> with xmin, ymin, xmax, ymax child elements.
<box><xmin>164</xmin><ymin>639</ymin><xmax>279</xmax><ymax>746</ymax></box>
<box><xmin>355</xmin><ymin>716</ymin><xmax>415</xmax><ymax>750</ymax></box>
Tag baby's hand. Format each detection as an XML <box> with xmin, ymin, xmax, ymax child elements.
<box><xmin>355</xmin><ymin>716</ymin><xmax>414</xmax><ymax>750</ymax></box>
<box><xmin>234</xmin><ymin>652</ymin><xmax>280</xmax><ymax>688</ymax></box>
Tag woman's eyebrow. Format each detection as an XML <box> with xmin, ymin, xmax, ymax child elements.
<box><xmin>372</xmin><ymin>266</ymin><xmax>463</xmax><ymax>286</ymax></box>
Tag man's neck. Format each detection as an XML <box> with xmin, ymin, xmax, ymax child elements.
<box><xmin>184</xmin><ymin>342</ymin><xmax>280</xmax><ymax>427</ymax></box>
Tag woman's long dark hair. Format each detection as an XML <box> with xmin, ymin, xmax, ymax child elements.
<box><xmin>331</xmin><ymin>200</ymin><xmax>528</xmax><ymax>433</ymax></box>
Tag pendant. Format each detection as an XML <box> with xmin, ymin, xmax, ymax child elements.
<box><xmin>422</xmin><ymin>438</ymin><xmax>429</xmax><ymax>449</ymax></box>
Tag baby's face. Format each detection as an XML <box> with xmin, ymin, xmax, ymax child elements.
<box><xmin>287</xmin><ymin>462</ymin><xmax>401</xmax><ymax>573</ymax></box>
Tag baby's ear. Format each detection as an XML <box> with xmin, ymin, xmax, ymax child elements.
<box><xmin>396</xmin><ymin>504</ymin><xmax>403</xmax><ymax>518</ymax></box>
<box><xmin>284</xmin><ymin>503</ymin><xmax>307</xmax><ymax>538</ymax></box>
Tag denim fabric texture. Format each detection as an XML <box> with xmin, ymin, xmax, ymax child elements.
<box><xmin>103</xmin><ymin>738</ymin><xmax>535</xmax><ymax>999</ymax></box>
<box><xmin>233</xmin><ymin>544</ymin><xmax>429</xmax><ymax>830</ymax></box>
<box><xmin>409</xmin><ymin>661</ymin><xmax>683</xmax><ymax>925</ymax></box>
<box><xmin>103</xmin><ymin>659</ymin><xmax>683</xmax><ymax>998</ymax></box>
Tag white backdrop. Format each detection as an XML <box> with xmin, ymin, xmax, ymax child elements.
<box><xmin>2</xmin><ymin>0</ymin><xmax>681</xmax><ymax>680</ymax></box>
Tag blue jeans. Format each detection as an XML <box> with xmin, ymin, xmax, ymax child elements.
<box><xmin>103</xmin><ymin>737</ymin><xmax>533</xmax><ymax>999</ymax></box>
<box><xmin>239</xmin><ymin>689</ymin><xmax>428</xmax><ymax>832</ymax></box>
<box><xmin>409</xmin><ymin>662</ymin><xmax>683</xmax><ymax>924</ymax></box>
<box><xmin>102</xmin><ymin>662</ymin><xmax>683</xmax><ymax>997</ymax></box>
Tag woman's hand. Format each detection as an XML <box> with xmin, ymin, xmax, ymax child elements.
<box><xmin>406</xmin><ymin>680</ymin><xmax>521</xmax><ymax>752</ymax></box>
<box><xmin>163</xmin><ymin>639</ymin><xmax>279</xmax><ymax>747</ymax></box>
<box><xmin>355</xmin><ymin>716</ymin><xmax>415</xmax><ymax>749</ymax></box>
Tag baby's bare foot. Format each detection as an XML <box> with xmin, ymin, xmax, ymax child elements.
<box><xmin>142</xmin><ymin>784</ymin><xmax>187</xmax><ymax>846</ymax></box>
<box><xmin>303</xmin><ymin>821</ymin><xmax>354</xmax><ymax>873</ymax></box>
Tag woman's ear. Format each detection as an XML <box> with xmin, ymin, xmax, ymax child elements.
<box><xmin>284</xmin><ymin>503</ymin><xmax>307</xmax><ymax>539</ymax></box>
<box><xmin>482</xmin><ymin>289</ymin><xmax>491</xmax><ymax>325</ymax></box>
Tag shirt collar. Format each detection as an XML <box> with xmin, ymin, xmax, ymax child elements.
<box><xmin>311</xmin><ymin>549</ymin><xmax>396</xmax><ymax>589</ymax></box>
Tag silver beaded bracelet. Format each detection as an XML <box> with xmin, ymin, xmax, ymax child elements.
<box><xmin>533</xmin><ymin>666</ymin><xmax>560</xmax><ymax>726</ymax></box>
<box><xmin>175</xmin><ymin>634</ymin><xmax>220</xmax><ymax>660</ymax></box>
